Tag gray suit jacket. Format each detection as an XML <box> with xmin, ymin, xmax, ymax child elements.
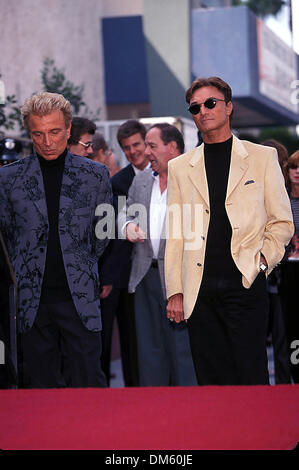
<box><xmin>0</xmin><ymin>151</ymin><xmax>112</xmax><ymax>332</ymax></box>
<box><xmin>123</xmin><ymin>168</ymin><xmax>166</xmax><ymax>299</ymax></box>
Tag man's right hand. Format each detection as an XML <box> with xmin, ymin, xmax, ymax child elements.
<box><xmin>100</xmin><ymin>285</ymin><xmax>113</xmax><ymax>299</ymax></box>
<box><xmin>126</xmin><ymin>222</ymin><xmax>146</xmax><ymax>243</ymax></box>
<box><xmin>166</xmin><ymin>293</ymin><xmax>185</xmax><ymax>323</ymax></box>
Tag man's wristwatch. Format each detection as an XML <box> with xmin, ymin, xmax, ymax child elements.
<box><xmin>259</xmin><ymin>262</ymin><xmax>268</xmax><ymax>273</ymax></box>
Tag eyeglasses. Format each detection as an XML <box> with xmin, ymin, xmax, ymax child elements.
<box><xmin>188</xmin><ymin>97</ymin><xmax>226</xmax><ymax>115</ymax></box>
<box><xmin>78</xmin><ymin>140</ymin><xmax>93</xmax><ymax>149</ymax></box>
<box><xmin>289</xmin><ymin>164</ymin><xmax>299</xmax><ymax>170</ymax></box>
<box><xmin>104</xmin><ymin>149</ymin><xmax>113</xmax><ymax>157</ymax></box>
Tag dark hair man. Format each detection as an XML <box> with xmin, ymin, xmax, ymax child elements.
<box><xmin>117</xmin><ymin>119</ymin><xmax>148</xmax><ymax>171</ymax></box>
<box><xmin>68</xmin><ymin>116</ymin><xmax>96</xmax><ymax>158</ymax></box>
<box><xmin>165</xmin><ymin>76</ymin><xmax>294</xmax><ymax>386</ymax></box>
<box><xmin>99</xmin><ymin>119</ymin><xmax>149</xmax><ymax>387</ymax></box>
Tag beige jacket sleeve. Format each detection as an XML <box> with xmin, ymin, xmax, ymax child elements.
<box><xmin>164</xmin><ymin>162</ymin><xmax>184</xmax><ymax>300</ymax></box>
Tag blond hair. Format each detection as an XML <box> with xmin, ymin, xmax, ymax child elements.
<box><xmin>21</xmin><ymin>92</ymin><xmax>72</xmax><ymax>130</ymax></box>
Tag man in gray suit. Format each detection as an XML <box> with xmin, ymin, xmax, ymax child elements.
<box><xmin>123</xmin><ymin>123</ymin><xmax>196</xmax><ymax>386</ymax></box>
<box><xmin>0</xmin><ymin>92</ymin><xmax>112</xmax><ymax>388</ymax></box>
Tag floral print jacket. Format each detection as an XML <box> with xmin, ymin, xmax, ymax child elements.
<box><xmin>0</xmin><ymin>152</ymin><xmax>112</xmax><ymax>332</ymax></box>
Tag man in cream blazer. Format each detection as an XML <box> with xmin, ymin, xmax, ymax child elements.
<box><xmin>165</xmin><ymin>76</ymin><xmax>294</xmax><ymax>386</ymax></box>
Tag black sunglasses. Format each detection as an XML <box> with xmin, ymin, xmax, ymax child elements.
<box><xmin>289</xmin><ymin>164</ymin><xmax>299</xmax><ymax>170</ymax></box>
<box><xmin>188</xmin><ymin>97</ymin><xmax>226</xmax><ymax>115</ymax></box>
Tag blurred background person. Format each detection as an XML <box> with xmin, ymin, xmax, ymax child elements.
<box><xmin>262</xmin><ymin>139</ymin><xmax>291</xmax><ymax>384</ymax></box>
<box><xmin>67</xmin><ymin>117</ymin><xmax>96</xmax><ymax>158</ymax></box>
<box><xmin>262</xmin><ymin>139</ymin><xmax>289</xmax><ymax>169</ymax></box>
<box><xmin>99</xmin><ymin>120</ymin><xmax>149</xmax><ymax>387</ymax></box>
<box><xmin>0</xmin><ymin>138</ymin><xmax>23</xmax><ymax>166</ymax></box>
<box><xmin>92</xmin><ymin>132</ymin><xmax>120</xmax><ymax>176</ymax></box>
<box><xmin>281</xmin><ymin>150</ymin><xmax>299</xmax><ymax>383</ymax></box>
<box><xmin>0</xmin><ymin>138</ymin><xmax>23</xmax><ymax>388</ymax></box>
<box><xmin>0</xmin><ymin>230</ymin><xmax>18</xmax><ymax>388</ymax></box>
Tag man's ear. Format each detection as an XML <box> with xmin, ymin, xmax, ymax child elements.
<box><xmin>66</xmin><ymin>123</ymin><xmax>72</xmax><ymax>140</ymax></box>
<box><xmin>169</xmin><ymin>140</ymin><xmax>178</xmax><ymax>155</ymax></box>
<box><xmin>226</xmin><ymin>101</ymin><xmax>233</xmax><ymax>118</ymax></box>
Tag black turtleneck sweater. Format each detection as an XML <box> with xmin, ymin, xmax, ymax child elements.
<box><xmin>38</xmin><ymin>150</ymin><xmax>72</xmax><ymax>304</ymax></box>
<box><xmin>203</xmin><ymin>136</ymin><xmax>241</xmax><ymax>280</ymax></box>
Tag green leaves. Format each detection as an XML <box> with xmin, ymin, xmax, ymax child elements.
<box><xmin>41</xmin><ymin>57</ymin><xmax>101</xmax><ymax>119</ymax></box>
<box><xmin>232</xmin><ymin>0</ymin><xmax>286</xmax><ymax>18</ymax></box>
<box><xmin>0</xmin><ymin>93</ymin><xmax>23</xmax><ymax>131</ymax></box>
<box><xmin>0</xmin><ymin>57</ymin><xmax>101</xmax><ymax>134</ymax></box>
<box><xmin>41</xmin><ymin>58</ymin><xmax>85</xmax><ymax>114</ymax></box>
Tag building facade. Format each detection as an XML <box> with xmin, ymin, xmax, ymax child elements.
<box><xmin>0</xmin><ymin>0</ymin><xmax>298</xmax><ymax>148</ymax></box>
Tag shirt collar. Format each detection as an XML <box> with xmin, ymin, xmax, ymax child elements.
<box><xmin>132</xmin><ymin>161</ymin><xmax>151</xmax><ymax>175</ymax></box>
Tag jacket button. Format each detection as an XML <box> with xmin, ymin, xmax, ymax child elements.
<box><xmin>197</xmin><ymin>263</ymin><xmax>202</xmax><ymax>267</ymax></box>
<box><xmin>205</xmin><ymin>209</ymin><xmax>209</xmax><ymax>214</ymax></box>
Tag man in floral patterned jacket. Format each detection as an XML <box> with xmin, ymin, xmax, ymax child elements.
<box><xmin>0</xmin><ymin>92</ymin><xmax>112</xmax><ymax>388</ymax></box>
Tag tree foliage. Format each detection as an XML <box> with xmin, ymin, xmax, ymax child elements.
<box><xmin>0</xmin><ymin>76</ymin><xmax>23</xmax><ymax>133</ymax></box>
<box><xmin>232</xmin><ymin>0</ymin><xmax>286</xmax><ymax>17</ymax></box>
<box><xmin>257</xmin><ymin>127</ymin><xmax>299</xmax><ymax>156</ymax></box>
<box><xmin>41</xmin><ymin>58</ymin><xmax>100</xmax><ymax>119</ymax></box>
<box><xmin>0</xmin><ymin>58</ymin><xmax>100</xmax><ymax>134</ymax></box>
<box><xmin>41</xmin><ymin>58</ymin><xmax>86</xmax><ymax>114</ymax></box>
<box><xmin>0</xmin><ymin>94</ymin><xmax>22</xmax><ymax>131</ymax></box>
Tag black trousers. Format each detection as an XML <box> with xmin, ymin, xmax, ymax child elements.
<box><xmin>135</xmin><ymin>267</ymin><xmax>197</xmax><ymax>386</ymax></box>
<box><xmin>100</xmin><ymin>288</ymin><xmax>139</xmax><ymax>386</ymax></box>
<box><xmin>267</xmin><ymin>292</ymin><xmax>291</xmax><ymax>384</ymax></box>
<box><xmin>187</xmin><ymin>273</ymin><xmax>269</xmax><ymax>386</ymax></box>
<box><xmin>21</xmin><ymin>300</ymin><xmax>106</xmax><ymax>388</ymax></box>
<box><xmin>280</xmin><ymin>262</ymin><xmax>299</xmax><ymax>383</ymax></box>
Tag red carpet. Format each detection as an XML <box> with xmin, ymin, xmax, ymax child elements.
<box><xmin>0</xmin><ymin>385</ymin><xmax>298</xmax><ymax>450</ymax></box>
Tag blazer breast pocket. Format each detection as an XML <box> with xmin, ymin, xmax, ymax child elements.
<box><xmin>241</xmin><ymin>180</ymin><xmax>261</xmax><ymax>192</ymax></box>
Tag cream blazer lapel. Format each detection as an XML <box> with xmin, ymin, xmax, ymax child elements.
<box><xmin>226</xmin><ymin>136</ymin><xmax>249</xmax><ymax>200</ymax></box>
<box><xmin>187</xmin><ymin>135</ymin><xmax>250</xmax><ymax>205</ymax></box>
<box><xmin>188</xmin><ymin>143</ymin><xmax>209</xmax><ymax>207</ymax></box>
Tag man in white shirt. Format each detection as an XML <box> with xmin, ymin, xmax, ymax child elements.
<box><xmin>124</xmin><ymin>123</ymin><xmax>197</xmax><ymax>386</ymax></box>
